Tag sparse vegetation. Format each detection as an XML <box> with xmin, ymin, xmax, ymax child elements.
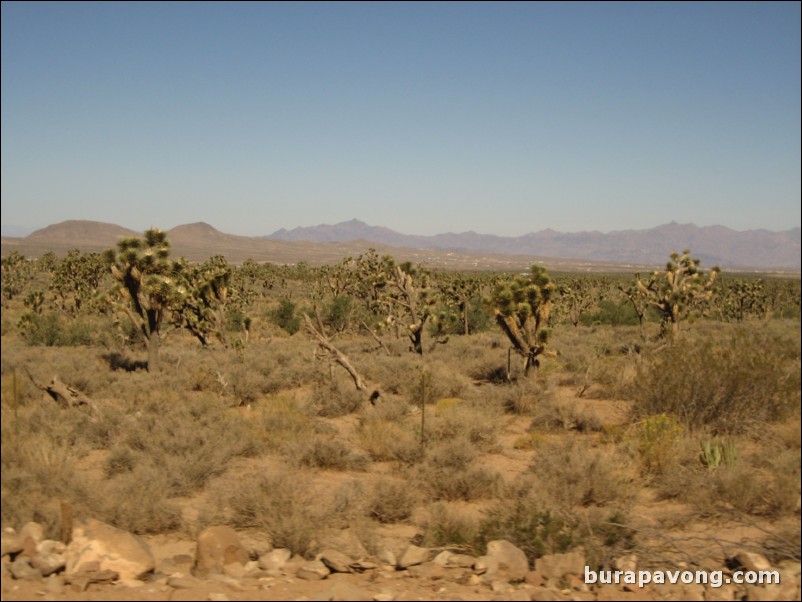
<box><xmin>1</xmin><ymin>241</ymin><xmax>799</xmax><ymax>583</ymax></box>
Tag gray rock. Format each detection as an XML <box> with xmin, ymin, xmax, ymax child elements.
<box><xmin>449</xmin><ymin>554</ymin><xmax>477</xmax><ymax>568</ymax></box>
<box><xmin>194</xmin><ymin>526</ymin><xmax>249</xmax><ymax>576</ymax></box>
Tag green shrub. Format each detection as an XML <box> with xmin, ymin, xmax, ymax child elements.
<box><xmin>272</xmin><ymin>298</ymin><xmax>301</xmax><ymax>335</ymax></box>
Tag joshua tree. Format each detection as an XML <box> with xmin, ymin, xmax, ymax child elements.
<box><xmin>491</xmin><ymin>265</ymin><xmax>555</xmax><ymax>378</ymax></box>
<box><xmin>50</xmin><ymin>249</ymin><xmax>107</xmax><ymax>315</ymax></box>
<box><xmin>103</xmin><ymin>229</ymin><xmax>182</xmax><ymax>372</ymax></box>
<box><xmin>636</xmin><ymin>250</ymin><xmax>719</xmax><ymax>338</ymax></box>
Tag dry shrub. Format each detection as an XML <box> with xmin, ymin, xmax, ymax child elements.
<box><xmin>202</xmin><ymin>468</ymin><xmax>323</xmax><ymax>557</ymax></box>
<box><xmin>305</xmin><ymin>377</ymin><xmax>364</xmax><ymax>417</ymax></box>
<box><xmin>367</xmin><ymin>477</ymin><xmax>419</xmax><ymax>524</ymax></box>
<box><xmin>97</xmin><ymin>466</ymin><xmax>182</xmax><ymax>533</ymax></box>
<box><xmin>286</xmin><ymin>435</ymin><xmax>369</xmax><ymax>471</ymax></box>
<box><xmin>528</xmin><ymin>438</ymin><xmax>635</xmax><ymax>508</ymax></box>
<box><xmin>358</xmin><ymin>418</ymin><xmax>422</xmax><ymax>464</ymax></box>
<box><xmin>417</xmin><ymin>438</ymin><xmax>501</xmax><ymax>502</ymax></box>
<box><xmin>257</xmin><ymin>393</ymin><xmax>316</xmax><ymax>452</ymax></box>
<box><xmin>630</xmin><ymin>325</ymin><xmax>800</xmax><ymax>433</ymax></box>
<box><xmin>477</xmin><ymin>477</ymin><xmax>582</xmax><ymax>565</ymax></box>
<box><xmin>425</xmin><ymin>398</ymin><xmax>502</xmax><ymax>450</ymax></box>
<box><xmin>420</xmin><ymin>501</ymin><xmax>481</xmax><ymax>552</ymax></box>
<box><xmin>529</xmin><ymin>397</ymin><xmax>603</xmax><ymax>433</ymax></box>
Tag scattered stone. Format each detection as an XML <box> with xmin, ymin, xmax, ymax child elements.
<box><xmin>530</xmin><ymin>586</ymin><xmax>571</xmax><ymax>601</ymax></box>
<box><xmin>67</xmin><ymin>569</ymin><xmax>119</xmax><ymax>592</ymax></box>
<box><xmin>222</xmin><ymin>561</ymin><xmax>248</xmax><ymax>579</ymax></box>
<box><xmin>318</xmin><ymin>549</ymin><xmax>355</xmax><ymax>573</ymax></box>
<box><xmin>258</xmin><ymin>548</ymin><xmax>293</xmax><ymax>572</ymax></box>
<box><xmin>449</xmin><ymin>554</ymin><xmax>477</xmax><ymax>568</ymax></box>
<box><xmin>524</xmin><ymin>570</ymin><xmax>544</xmax><ymax>587</ymax></box>
<box><xmin>432</xmin><ymin>551</ymin><xmax>452</xmax><ymax>566</ymax></box>
<box><xmin>297</xmin><ymin>559</ymin><xmax>331</xmax><ymax>581</ymax></box>
<box><xmin>1</xmin><ymin>531</ymin><xmax>24</xmax><ymax>558</ymax></box>
<box><xmin>194</xmin><ymin>526</ymin><xmax>249</xmax><ymax>576</ymax></box>
<box><xmin>474</xmin><ymin>554</ymin><xmax>499</xmax><ymax>576</ymax></box>
<box><xmin>373</xmin><ymin>589</ymin><xmax>396</xmax><ymax>601</ymax></box>
<box><xmin>377</xmin><ymin>549</ymin><xmax>397</xmax><ymax>567</ymax></box>
<box><xmin>31</xmin><ymin>549</ymin><xmax>66</xmax><ymax>576</ymax></box>
<box><xmin>208</xmin><ymin>593</ymin><xmax>230</xmax><ymax>601</ymax></box>
<box><xmin>491</xmin><ymin>579</ymin><xmax>509</xmax><ymax>593</ymax></box>
<box><xmin>9</xmin><ymin>557</ymin><xmax>42</xmax><ymax>580</ymax></box>
<box><xmin>613</xmin><ymin>554</ymin><xmax>638</xmax><ymax>573</ymax></box>
<box><xmin>406</xmin><ymin>562</ymin><xmax>446</xmax><ymax>580</ymax></box>
<box><xmin>19</xmin><ymin>522</ymin><xmax>45</xmax><ymax>545</ymax></box>
<box><xmin>731</xmin><ymin>551</ymin><xmax>773</xmax><ymax>574</ymax></box>
<box><xmin>397</xmin><ymin>545</ymin><xmax>430</xmax><ymax>569</ymax></box>
<box><xmin>535</xmin><ymin>552</ymin><xmax>586</xmax><ymax>581</ymax></box>
<box><xmin>166</xmin><ymin>574</ymin><xmax>203</xmax><ymax>589</ymax></box>
<box><xmin>65</xmin><ymin>518</ymin><xmax>155</xmax><ymax>582</ymax></box>
<box><xmin>498</xmin><ymin>590</ymin><xmax>534</xmax><ymax>602</ymax></box>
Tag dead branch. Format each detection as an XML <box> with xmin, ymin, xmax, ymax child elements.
<box><xmin>24</xmin><ymin>368</ymin><xmax>95</xmax><ymax>411</ymax></box>
<box><xmin>303</xmin><ymin>313</ymin><xmax>381</xmax><ymax>401</ymax></box>
<box><xmin>359</xmin><ymin>321</ymin><xmax>392</xmax><ymax>356</ymax></box>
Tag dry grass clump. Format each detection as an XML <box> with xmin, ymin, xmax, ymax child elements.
<box><xmin>256</xmin><ymin>393</ymin><xmax>316</xmax><ymax>452</ymax></box>
<box><xmin>285</xmin><ymin>434</ymin><xmax>369</xmax><ymax>471</ymax></box>
<box><xmin>416</xmin><ymin>438</ymin><xmax>501</xmax><ymax>502</ymax></box>
<box><xmin>425</xmin><ymin>397</ymin><xmax>503</xmax><ymax>450</ymax></box>
<box><xmin>366</xmin><ymin>477</ymin><xmax>420</xmax><ymax>524</ymax></box>
<box><xmin>629</xmin><ymin>324</ymin><xmax>800</xmax><ymax>434</ymax></box>
<box><xmin>358</xmin><ymin>415</ymin><xmax>423</xmax><ymax>464</ymax></box>
<box><xmin>529</xmin><ymin>396</ymin><xmax>603</xmax><ymax>433</ymax></box>
<box><xmin>305</xmin><ymin>376</ymin><xmax>364</xmax><ymax>417</ymax></box>
<box><xmin>419</xmin><ymin>501</ymin><xmax>482</xmax><ymax>552</ymax></box>
<box><xmin>528</xmin><ymin>438</ymin><xmax>635</xmax><ymax>508</ymax></box>
<box><xmin>201</xmin><ymin>467</ymin><xmax>323</xmax><ymax>557</ymax></box>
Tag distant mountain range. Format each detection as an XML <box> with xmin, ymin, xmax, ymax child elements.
<box><xmin>266</xmin><ymin>219</ymin><xmax>801</xmax><ymax>270</ymax></box>
<box><xmin>1</xmin><ymin>219</ymin><xmax>799</xmax><ymax>271</ymax></box>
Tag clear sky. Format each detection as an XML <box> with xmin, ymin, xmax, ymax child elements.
<box><xmin>2</xmin><ymin>1</ymin><xmax>800</xmax><ymax>237</ymax></box>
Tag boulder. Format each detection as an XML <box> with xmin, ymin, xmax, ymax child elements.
<box><xmin>485</xmin><ymin>540</ymin><xmax>529</xmax><ymax>582</ymax></box>
<box><xmin>398</xmin><ymin>544</ymin><xmax>430</xmax><ymax>569</ymax></box>
<box><xmin>318</xmin><ymin>549</ymin><xmax>355</xmax><ymax>573</ymax></box>
<box><xmin>535</xmin><ymin>551</ymin><xmax>586</xmax><ymax>581</ymax></box>
<box><xmin>65</xmin><ymin>518</ymin><xmax>154</xmax><ymax>582</ymax></box>
<box><xmin>193</xmin><ymin>526</ymin><xmax>249</xmax><ymax>576</ymax></box>
<box><xmin>258</xmin><ymin>548</ymin><xmax>292</xmax><ymax>572</ymax></box>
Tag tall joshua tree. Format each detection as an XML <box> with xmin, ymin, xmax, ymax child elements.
<box><xmin>104</xmin><ymin>229</ymin><xmax>182</xmax><ymax>372</ymax></box>
<box><xmin>491</xmin><ymin>265</ymin><xmax>554</xmax><ymax>378</ymax></box>
<box><xmin>636</xmin><ymin>250</ymin><xmax>719</xmax><ymax>338</ymax></box>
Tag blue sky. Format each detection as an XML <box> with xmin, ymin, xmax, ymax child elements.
<box><xmin>2</xmin><ymin>1</ymin><xmax>800</xmax><ymax>237</ymax></box>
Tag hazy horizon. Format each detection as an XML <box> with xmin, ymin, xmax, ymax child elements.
<box><xmin>2</xmin><ymin>3</ymin><xmax>800</xmax><ymax>237</ymax></box>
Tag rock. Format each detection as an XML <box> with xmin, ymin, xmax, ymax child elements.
<box><xmin>1</xmin><ymin>531</ymin><xmax>24</xmax><ymax>558</ymax></box>
<box><xmin>222</xmin><ymin>562</ymin><xmax>248</xmax><ymax>579</ymax></box>
<box><xmin>731</xmin><ymin>551</ymin><xmax>773</xmax><ymax>573</ymax></box>
<box><xmin>31</xmin><ymin>549</ymin><xmax>66</xmax><ymax>576</ymax></box>
<box><xmin>44</xmin><ymin>574</ymin><xmax>65</xmax><ymax>595</ymax></box>
<box><xmin>498</xmin><ymin>590</ymin><xmax>534</xmax><ymax>602</ymax></box>
<box><xmin>449</xmin><ymin>554</ymin><xmax>477</xmax><ymax>568</ymax></box>
<box><xmin>19</xmin><ymin>522</ymin><xmax>45</xmax><ymax>545</ymax></box>
<box><xmin>535</xmin><ymin>551</ymin><xmax>586</xmax><ymax>581</ymax></box>
<box><xmin>406</xmin><ymin>562</ymin><xmax>446</xmax><ymax>580</ymax></box>
<box><xmin>167</xmin><ymin>574</ymin><xmax>203</xmax><ymax>589</ymax></box>
<box><xmin>9</xmin><ymin>556</ymin><xmax>42</xmax><ymax>580</ymax></box>
<box><xmin>377</xmin><ymin>549</ymin><xmax>397</xmax><ymax>567</ymax></box>
<box><xmin>397</xmin><ymin>545</ymin><xmax>430</xmax><ymax>569</ymax></box>
<box><xmin>67</xmin><ymin>568</ymin><xmax>119</xmax><ymax>592</ymax></box>
<box><xmin>485</xmin><ymin>540</ymin><xmax>529</xmax><ymax>582</ymax></box>
<box><xmin>475</xmin><ymin>554</ymin><xmax>499</xmax><ymax>576</ymax></box>
<box><xmin>258</xmin><ymin>548</ymin><xmax>293</xmax><ymax>572</ymax></box>
<box><xmin>525</xmin><ymin>570</ymin><xmax>543</xmax><ymax>587</ymax></box>
<box><xmin>372</xmin><ymin>591</ymin><xmax>396</xmax><ymax>602</ymax></box>
<box><xmin>194</xmin><ymin>526</ymin><xmax>249</xmax><ymax>576</ymax></box>
<box><xmin>530</xmin><ymin>586</ymin><xmax>571</xmax><ymax>601</ymax></box>
<box><xmin>65</xmin><ymin>518</ymin><xmax>154</xmax><ymax>582</ymax></box>
<box><xmin>432</xmin><ymin>551</ymin><xmax>452</xmax><ymax>566</ymax></box>
<box><xmin>613</xmin><ymin>554</ymin><xmax>638</xmax><ymax>573</ymax></box>
<box><xmin>208</xmin><ymin>594</ymin><xmax>230</xmax><ymax>602</ymax></box>
<box><xmin>318</xmin><ymin>549</ymin><xmax>355</xmax><ymax>573</ymax></box>
<box><xmin>297</xmin><ymin>559</ymin><xmax>331</xmax><ymax>580</ymax></box>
